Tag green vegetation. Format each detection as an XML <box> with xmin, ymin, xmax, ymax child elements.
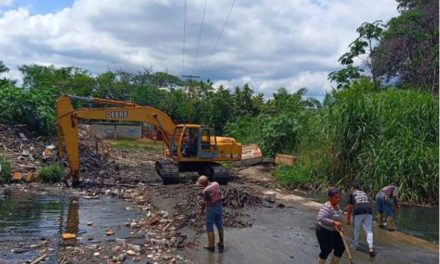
<box><xmin>321</xmin><ymin>82</ymin><xmax>438</xmax><ymax>202</ymax></box>
<box><xmin>273</xmin><ymin>166</ymin><xmax>312</xmax><ymax>189</ymax></box>
<box><xmin>38</xmin><ymin>164</ymin><xmax>64</xmax><ymax>183</ymax></box>
<box><xmin>0</xmin><ymin>155</ymin><xmax>11</xmax><ymax>184</ymax></box>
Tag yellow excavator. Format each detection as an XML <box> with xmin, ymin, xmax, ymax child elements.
<box><xmin>56</xmin><ymin>95</ymin><xmax>242</xmax><ymax>187</ymax></box>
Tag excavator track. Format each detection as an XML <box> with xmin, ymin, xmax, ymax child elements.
<box><xmin>197</xmin><ymin>162</ymin><xmax>234</xmax><ymax>185</ymax></box>
<box><xmin>155</xmin><ymin>159</ymin><xmax>181</xmax><ymax>184</ymax></box>
<box><xmin>156</xmin><ymin>160</ymin><xmax>234</xmax><ymax>185</ymax></box>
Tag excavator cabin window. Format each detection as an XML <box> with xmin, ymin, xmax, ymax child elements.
<box><xmin>182</xmin><ymin>128</ymin><xmax>197</xmax><ymax>157</ymax></box>
<box><xmin>200</xmin><ymin>129</ymin><xmax>211</xmax><ymax>150</ymax></box>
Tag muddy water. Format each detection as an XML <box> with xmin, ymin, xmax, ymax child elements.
<box><xmin>0</xmin><ymin>189</ymin><xmax>143</xmax><ymax>264</ymax></box>
<box><xmin>293</xmin><ymin>191</ymin><xmax>439</xmax><ymax>244</ymax></box>
<box><xmin>185</xmin><ymin>205</ymin><xmax>438</xmax><ymax>264</ymax></box>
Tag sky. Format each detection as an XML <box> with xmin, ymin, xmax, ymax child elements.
<box><xmin>0</xmin><ymin>0</ymin><xmax>398</xmax><ymax>99</ymax></box>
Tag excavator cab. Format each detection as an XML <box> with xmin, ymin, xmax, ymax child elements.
<box><xmin>169</xmin><ymin>125</ymin><xmax>218</xmax><ymax>160</ymax></box>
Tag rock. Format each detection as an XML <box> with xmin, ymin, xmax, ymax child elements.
<box><xmin>116</xmin><ymin>253</ymin><xmax>126</xmax><ymax>262</ymax></box>
<box><xmin>159</xmin><ymin>210</ymin><xmax>169</xmax><ymax>218</ymax></box>
<box><xmin>126</xmin><ymin>250</ymin><xmax>137</xmax><ymax>256</ymax></box>
<box><xmin>112</xmin><ymin>246</ymin><xmax>121</xmax><ymax>254</ymax></box>
<box><xmin>130</xmin><ymin>245</ymin><xmax>141</xmax><ymax>252</ymax></box>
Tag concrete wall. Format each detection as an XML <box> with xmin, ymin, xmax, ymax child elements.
<box><xmin>91</xmin><ymin>124</ymin><xmax>142</xmax><ymax>139</ymax></box>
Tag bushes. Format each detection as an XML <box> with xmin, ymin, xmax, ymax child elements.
<box><xmin>226</xmin><ymin>112</ymin><xmax>304</xmax><ymax>157</ymax></box>
<box><xmin>0</xmin><ymin>155</ymin><xmax>11</xmax><ymax>184</ymax></box>
<box><xmin>0</xmin><ymin>85</ymin><xmax>56</xmax><ymax>135</ymax></box>
<box><xmin>38</xmin><ymin>164</ymin><xmax>64</xmax><ymax>183</ymax></box>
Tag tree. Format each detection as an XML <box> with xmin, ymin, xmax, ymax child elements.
<box><xmin>0</xmin><ymin>61</ymin><xmax>11</xmax><ymax>87</ymax></box>
<box><xmin>373</xmin><ymin>0</ymin><xmax>439</xmax><ymax>94</ymax></box>
<box><xmin>209</xmin><ymin>85</ymin><xmax>234</xmax><ymax>134</ymax></box>
<box><xmin>18</xmin><ymin>64</ymin><xmax>95</xmax><ymax>95</ymax></box>
<box><xmin>329</xmin><ymin>21</ymin><xmax>384</xmax><ymax>89</ymax></box>
<box><xmin>233</xmin><ymin>84</ymin><xmax>258</xmax><ymax>117</ymax></box>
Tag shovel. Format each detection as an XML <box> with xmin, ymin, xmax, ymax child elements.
<box><xmin>186</xmin><ymin>214</ymin><xmax>202</xmax><ymax>250</ymax></box>
<box><xmin>337</xmin><ymin>229</ymin><xmax>354</xmax><ymax>264</ymax></box>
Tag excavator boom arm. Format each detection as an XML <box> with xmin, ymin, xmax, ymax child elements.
<box><xmin>56</xmin><ymin>95</ymin><xmax>176</xmax><ymax>185</ymax></box>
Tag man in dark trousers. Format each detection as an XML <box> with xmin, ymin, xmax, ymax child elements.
<box><xmin>346</xmin><ymin>182</ymin><xmax>375</xmax><ymax>257</ymax></box>
<box><xmin>198</xmin><ymin>175</ymin><xmax>224</xmax><ymax>252</ymax></box>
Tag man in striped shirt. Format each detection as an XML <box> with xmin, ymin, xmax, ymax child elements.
<box><xmin>316</xmin><ymin>188</ymin><xmax>345</xmax><ymax>264</ymax></box>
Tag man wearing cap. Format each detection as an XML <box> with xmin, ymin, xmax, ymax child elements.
<box><xmin>198</xmin><ymin>175</ymin><xmax>224</xmax><ymax>252</ymax></box>
<box><xmin>346</xmin><ymin>182</ymin><xmax>375</xmax><ymax>257</ymax></box>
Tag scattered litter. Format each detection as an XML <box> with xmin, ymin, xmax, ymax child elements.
<box><xmin>62</xmin><ymin>233</ymin><xmax>76</xmax><ymax>240</ymax></box>
<box><xmin>106</xmin><ymin>228</ymin><xmax>115</xmax><ymax>236</ymax></box>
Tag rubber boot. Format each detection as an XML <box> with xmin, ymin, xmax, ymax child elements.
<box><xmin>204</xmin><ymin>232</ymin><xmax>215</xmax><ymax>252</ymax></box>
<box><xmin>217</xmin><ymin>230</ymin><xmax>224</xmax><ymax>252</ymax></box>
<box><xmin>369</xmin><ymin>247</ymin><xmax>376</xmax><ymax>258</ymax></box>
<box><xmin>330</xmin><ymin>255</ymin><xmax>340</xmax><ymax>264</ymax></box>
<box><xmin>376</xmin><ymin>213</ymin><xmax>384</xmax><ymax>227</ymax></box>
<box><xmin>317</xmin><ymin>257</ymin><xmax>326</xmax><ymax>264</ymax></box>
<box><xmin>386</xmin><ymin>217</ymin><xmax>396</xmax><ymax>231</ymax></box>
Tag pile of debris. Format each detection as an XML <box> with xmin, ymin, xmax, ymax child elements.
<box><xmin>76</xmin><ymin>125</ymin><xmax>120</xmax><ymax>181</ymax></box>
<box><xmin>0</xmin><ymin>124</ymin><xmax>54</xmax><ymax>181</ymax></box>
<box><xmin>151</xmin><ymin>184</ymin><xmax>264</xmax><ymax>229</ymax></box>
<box><xmin>223</xmin><ymin>186</ymin><xmax>263</xmax><ymax>209</ymax></box>
<box><xmin>77</xmin><ymin>125</ymin><xmax>161</xmax><ymax>185</ymax></box>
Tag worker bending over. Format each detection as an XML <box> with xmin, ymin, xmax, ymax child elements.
<box><xmin>376</xmin><ymin>182</ymin><xmax>400</xmax><ymax>231</ymax></box>
<box><xmin>198</xmin><ymin>175</ymin><xmax>224</xmax><ymax>252</ymax></box>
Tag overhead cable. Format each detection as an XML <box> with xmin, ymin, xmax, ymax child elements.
<box><xmin>201</xmin><ymin>0</ymin><xmax>236</xmax><ymax>78</ymax></box>
<box><xmin>192</xmin><ymin>0</ymin><xmax>208</xmax><ymax>75</ymax></box>
<box><xmin>182</xmin><ymin>0</ymin><xmax>187</xmax><ymax>75</ymax></box>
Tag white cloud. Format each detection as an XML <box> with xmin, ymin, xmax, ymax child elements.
<box><xmin>0</xmin><ymin>0</ymin><xmax>398</xmax><ymax>98</ymax></box>
<box><xmin>0</xmin><ymin>0</ymin><xmax>14</xmax><ymax>7</ymax></box>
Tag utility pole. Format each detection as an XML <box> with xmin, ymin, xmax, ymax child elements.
<box><xmin>182</xmin><ymin>74</ymin><xmax>200</xmax><ymax>123</ymax></box>
<box><xmin>182</xmin><ymin>74</ymin><xmax>200</xmax><ymax>98</ymax></box>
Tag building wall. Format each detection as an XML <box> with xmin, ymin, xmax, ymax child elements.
<box><xmin>91</xmin><ymin>124</ymin><xmax>142</xmax><ymax>139</ymax></box>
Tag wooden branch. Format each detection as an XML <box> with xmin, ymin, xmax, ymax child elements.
<box><xmin>30</xmin><ymin>253</ymin><xmax>48</xmax><ymax>264</ymax></box>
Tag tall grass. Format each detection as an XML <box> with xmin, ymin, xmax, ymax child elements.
<box><xmin>323</xmin><ymin>81</ymin><xmax>438</xmax><ymax>203</ymax></box>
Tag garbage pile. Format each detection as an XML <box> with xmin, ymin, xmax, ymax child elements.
<box><xmin>0</xmin><ymin>124</ymin><xmax>54</xmax><ymax>181</ymax></box>
<box><xmin>0</xmin><ymin>124</ymin><xmax>122</xmax><ymax>184</ymax></box>
<box><xmin>153</xmin><ymin>184</ymin><xmax>264</xmax><ymax>229</ymax></box>
<box><xmin>223</xmin><ymin>186</ymin><xmax>263</xmax><ymax>209</ymax></box>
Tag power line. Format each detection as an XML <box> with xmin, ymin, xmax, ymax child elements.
<box><xmin>201</xmin><ymin>0</ymin><xmax>236</xmax><ymax>77</ymax></box>
<box><xmin>182</xmin><ymin>0</ymin><xmax>187</xmax><ymax>75</ymax></box>
<box><xmin>192</xmin><ymin>0</ymin><xmax>208</xmax><ymax>75</ymax></box>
